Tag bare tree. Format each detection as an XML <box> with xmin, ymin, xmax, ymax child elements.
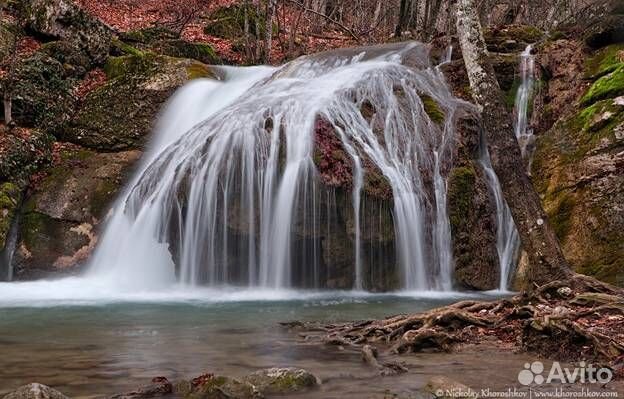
<box><xmin>455</xmin><ymin>0</ymin><xmax>572</xmax><ymax>286</ymax></box>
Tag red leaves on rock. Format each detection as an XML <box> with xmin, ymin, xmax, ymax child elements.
<box><xmin>191</xmin><ymin>372</ymin><xmax>215</xmax><ymax>387</ymax></box>
<box><xmin>313</xmin><ymin>118</ymin><xmax>353</xmax><ymax>188</ymax></box>
<box><xmin>73</xmin><ymin>68</ymin><xmax>107</xmax><ymax>99</ymax></box>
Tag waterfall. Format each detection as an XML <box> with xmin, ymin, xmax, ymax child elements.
<box><xmin>88</xmin><ymin>43</ymin><xmax>470</xmax><ymax>292</ymax></box>
<box><xmin>515</xmin><ymin>45</ymin><xmax>536</xmax><ymax>158</ymax></box>
<box><xmin>479</xmin><ymin>44</ymin><xmax>534</xmax><ymax>291</ymax></box>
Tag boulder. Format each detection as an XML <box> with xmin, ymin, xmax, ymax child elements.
<box><xmin>242</xmin><ymin>367</ymin><xmax>319</xmax><ymax>395</ymax></box>
<box><xmin>61</xmin><ymin>54</ymin><xmax>215</xmax><ymax>151</ymax></box>
<box><xmin>2</xmin><ymin>383</ymin><xmax>68</xmax><ymax>399</ymax></box>
<box><xmin>7</xmin><ymin>51</ymin><xmax>76</xmax><ymax>130</ymax></box>
<box><xmin>119</xmin><ymin>27</ymin><xmax>221</xmax><ymax>65</ymax></box>
<box><xmin>186</xmin><ymin>374</ymin><xmax>260</xmax><ymax>399</ymax></box>
<box><xmin>109</xmin><ymin>376</ymin><xmax>172</xmax><ymax>399</ymax></box>
<box><xmin>13</xmin><ymin>145</ymin><xmax>141</xmax><ymax>279</ymax></box>
<box><xmin>23</xmin><ymin>0</ymin><xmax>113</xmax><ymax>64</ymax></box>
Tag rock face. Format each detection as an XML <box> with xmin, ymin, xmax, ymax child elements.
<box><xmin>532</xmin><ymin>38</ymin><xmax>624</xmax><ymax>286</ymax></box>
<box><xmin>13</xmin><ymin>146</ymin><xmax>141</xmax><ymax>279</ymax></box>
<box><xmin>24</xmin><ymin>0</ymin><xmax>113</xmax><ymax>64</ymax></box>
<box><xmin>2</xmin><ymin>383</ymin><xmax>69</xmax><ymax>399</ymax></box>
<box><xmin>61</xmin><ymin>54</ymin><xmax>214</xmax><ymax>151</ymax></box>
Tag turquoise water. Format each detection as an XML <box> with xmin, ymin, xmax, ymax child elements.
<box><xmin>0</xmin><ymin>291</ymin><xmax>480</xmax><ymax>396</ymax></box>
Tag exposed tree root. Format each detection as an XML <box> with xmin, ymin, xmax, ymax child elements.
<box><xmin>283</xmin><ymin>276</ymin><xmax>624</xmax><ymax>376</ymax></box>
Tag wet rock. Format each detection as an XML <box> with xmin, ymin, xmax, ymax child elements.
<box><xmin>13</xmin><ymin>146</ymin><xmax>140</xmax><ymax>279</ymax></box>
<box><xmin>242</xmin><ymin>367</ymin><xmax>319</xmax><ymax>395</ymax></box>
<box><xmin>24</xmin><ymin>0</ymin><xmax>113</xmax><ymax>64</ymax></box>
<box><xmin>61</xmin><ymin>54</ymin><xmax>215</xmax><ymax>151</ymax></box>
<box><xmin>109</xmin><ymin>376</ymin><xmax>172</xmax><ymax>399</ymax></box>
<box><xmin>187</xmin><ymin>374</ymin><xmax>260</xmax><ymax>399</ymax></box>
<box><xmin>2</xmin><ymin>383</ymin><xmax>69</xmax><ymax>399</ymax></box>
<box><xmin>425</xmin><ymin>376</ymin><xmax>477</xmax><ymax>399</ymax></box>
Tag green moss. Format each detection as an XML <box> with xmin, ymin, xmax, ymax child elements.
<box><xmin>103</xmin><ymin>53</ymin><xmax>158</xmax><ymax>79</ymax></box>
<box><xmin>122</xmin><ymin>26</ymin><xmax>177</xmax><ymax>43</ymax></box>
<box><xmin>581</xmin><ymin>64</ymin><xmax>624</xmax><ymax>105</ymax></box>
<box><xmin>186</xmin><ymin>62</ymin><xmax>215</xmax><ymax>79</ymax></box>
<box><xmin>420</xmin><ymin>94</ymin><xmax>445</xmax><ymax>124</ymax></box>
<box><xmin>0</xmin><ymin>182</ymin><xmax>21</xmax><ymax>248</ymax></box>
<box><xmin>155</xmin><ymin>40</ymin><xmax>220</xmax><ymax>65</ymax></box>
<box><xmin>19</xmin><ymin>211</ymin><xmax>52</xmax><ymax>250</ymax></box>
<box><xmin>447</xmin><ymin>166</ymin><xmax>476</xmax><ymax>232</ymax></box>
<box><xmin>548</xmin><ymin>192</ymin><xmax>576</xmax><ymax>239</ymax></box>
<box><xmin>89</xmin><ymin>179</ymin><xmax>118</xmax><ymax>218</ymax></box>
<box><xmin>204</xmin><ymin>3</ymin><xmax>267</xmax><ymax>40</ymax></box>
<box><xmin>110</xmin><ymin>38</ymin><xmax>145</xmax><ymax>57</ymax></box>
<box><xmin>585</xmin><ymin>43</ymin><xmax>624</xmax><ymax>79</ymax></box>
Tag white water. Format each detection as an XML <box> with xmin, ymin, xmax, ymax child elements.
<box><xmin>88</xmin><ymin>43</ymin><xmax>469</xmax><ymax>292</ymax></box>
<box><xmin>0</xmin><ymin>43</ymin><xmax>480</xmax><ymax>303</ymax></box>
<box><xmin>514</xmin><ymin>45</ymin><xmax>536</xmax><ymax>158</ymax></box>
<box><xmin>480</xmin><ymin>45</ymin><xmax>534</xmax><ymax>290</ymax></box>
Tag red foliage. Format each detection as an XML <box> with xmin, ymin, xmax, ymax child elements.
<box><xmin>191</xmin><ymin>372</ymin><xmax>215</xmax><ymax>387</ymax></box>
<box><xmin>314</xmin><ymin>118</ymin><xmax>353</xmax><ymax>188</ymax></box>
<box><xmin>73</xmin><ymin>68</ymin><xmax>107</xmax><ymax>99</ymax></box>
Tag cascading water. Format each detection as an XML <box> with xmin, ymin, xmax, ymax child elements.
<box><xmin>514</xmin><ymin>45</ymin><xmax>536</xmax><ymax>158</ymax></box>
<box><xmin>87</xmin><ymin>43</ymin><xmax>469</xmax><ymax>292</ymax></box>
<box><xmin>479</xmin><ymin>44</ymin><xmax>535</xmax><ymax>291</ymax></box>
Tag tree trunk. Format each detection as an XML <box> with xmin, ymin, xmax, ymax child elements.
<box><xmin>3</xmin><ymin>94</ymin><xmax>11</xmax><ymax>126</ymax></box>
<box><xmin>455</xmin><ymin>0</ymin><xmax>572</xmax><ymax>286</ymax></box>
<box><xmin>395</xmin><ymin>0</ymin><xmax>410</xmax><ymax>37</ymax></box>
<box><xmin>264</xmin><ymin>0</ymin><xmax>276</xmax><ymax>63</ymax></box>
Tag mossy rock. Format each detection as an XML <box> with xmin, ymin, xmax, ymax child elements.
<box><xmin>186</xmin><ymin>375</ymin><xmax>258</xmax><ymax>399</ymax></box>
<box><xmin>0</xmin><ymin>129</ymin><xmax>54</xmax><ymax>182</ymax></box>
<box><xmin>152</xmin><ymin>40</ymin><xmax>220</xmax><ymax>65</ymax></box>
<box><xmin>0</xmin><ymin>20</ymin><xmax>16</xmax><ymax>62</ymax></box>
<box><xmin>581</xmin><ymin>64</ymin><xmax>624</xmax><ymax>106</ymax></box>
<box><xmin>419</xmin><ymin>94</ymin><xmax>445</xmax><ymax>124</ymax></box>
<box><xmin>119</xmin><ymin>27</ymin><xmax>220</xmax><ymax>65</ymax></box>
<box><xmin>122</xmin><ymin>26</ymin><xmax>179</xmax><ymax>44</ymax></box>
<box><xmin>12</xmin><ymin>147</ymin><xmax>140</xmax><ymax>279</ymax></box>
<box><xmin>0</xmin><ymin>181</ymin><xmax>22</xmax><ymax>249</ymax></box>
<box><xmin>63</xmin><ymin>54</ymin><xmax>215</xmax><ymax>151</ymax></box>
<box><xmin>584</xmin><ymin>43</ymin><xmax>624</xmax><ymax>79</ymax></box>
<box><xmin>242</xmin><ymin>367</ymin><xmax>318</xmax><ymax>395</ymax></box>
<box><xmin>204</xmin><ymin>3</ymin><xmax>266</xmax><ymax>40</ymax></box>
<box><xmin>24</xmin><ymin>0</ymin><xmax>112</xmax><ymax>64</ymax></box>
<box><xmin>40</xmin><ymin>40</ymin><xmax>93</xmax><ymax>78</ymax></box>
<box><xmin>5</xmin><ymin>51</ymin><xmax>76</xmax><ymax>130</ymax></box>
<box><xmin>447</xmin><ymin>163</ymin><xmax>500</xmax><ymax>290</ymax></box>
<box><xmin>532</xmin><ymin>91</ymin><xmax>624</xmax><ymax>287</ymax></box>
<box><xmin>484</xmin><ymin>25</ymin><xmax>543</xmax><ymax>53</ymax></box>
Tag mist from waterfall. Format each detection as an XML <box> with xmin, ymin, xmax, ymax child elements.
<box><xmin>479</xmin><ymin>44</ymin><xmax>535</xmax><ymax>291</ymax></box>
<box><xmin>86</xmin><ymin>43</ymin><xmax>469</xmax><ymax>292</ymax></box>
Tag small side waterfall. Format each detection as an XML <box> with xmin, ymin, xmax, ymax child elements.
<box><xmin>480</xmin><ymin>44</ymin><xmax>535</xmax><ymax>291</ymax></box>
<box><xmin>515</xmin><ymin>45</ymin><xmax>536</xmax><ymax>158</ymax></box>
<box><xmin>87</xmin><ymin>43</ymin><xmax>470</xmax><ymax>292</ymax></box>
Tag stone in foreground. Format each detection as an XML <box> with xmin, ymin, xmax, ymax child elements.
<box><xmin>2</xmin><ymin>383</ymin><xmax>69</xmax><ymax>399</ymax></box>
<box><xmin>242</xmin><ymin>367</ymin><xmax>319</xmax><ymax>395</ymax></box>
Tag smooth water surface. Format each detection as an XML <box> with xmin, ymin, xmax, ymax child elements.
<box><xmin>0</xmin><ymin>289</ymin><xmax>500</xmax><ymax>396</ymax></box>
